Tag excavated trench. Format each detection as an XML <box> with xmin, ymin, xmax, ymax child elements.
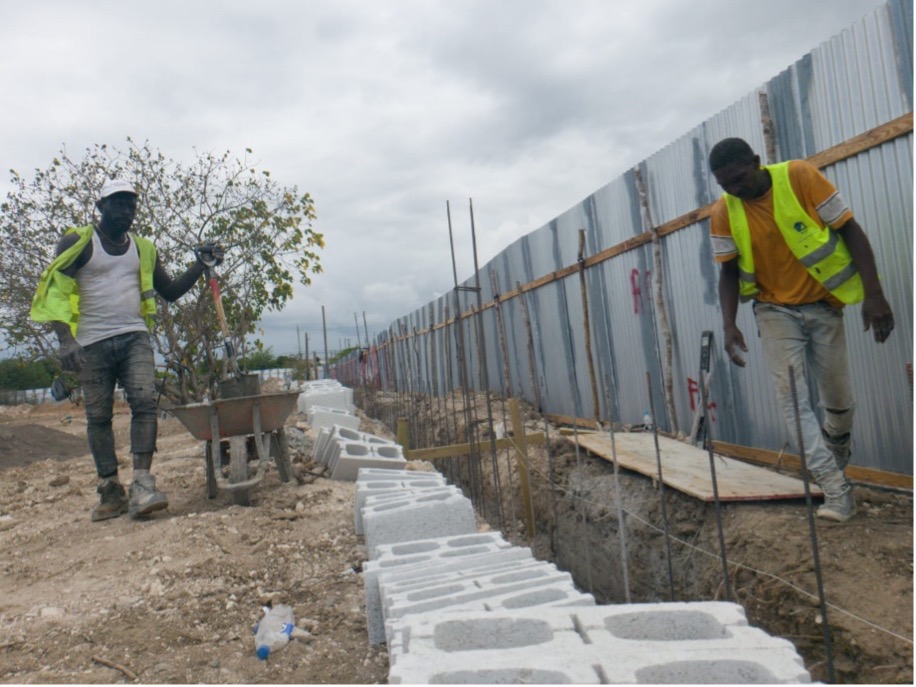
<box><xmin>356</xmin><ymin>387</ymin><xmax>914</xmax><ymax>684</ymax></box>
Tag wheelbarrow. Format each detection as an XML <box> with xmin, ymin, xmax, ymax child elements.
<box><xmin>171</xmin><ymin>389</ymin><xmax>300</xmax><ymax>505</ymax></box>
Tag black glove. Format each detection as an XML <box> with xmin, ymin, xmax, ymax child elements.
<box><xmin>59</xmin><ymin>339</ymin><xmax>85</xmax><ymax>373</ymax></box>
<box><xmin>194</xmin><ymin>242</ymin><xmax>224</xmax><ymax>267</ymax></box>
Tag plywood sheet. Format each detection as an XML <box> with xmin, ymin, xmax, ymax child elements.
<box><xmin>571</xmin><ymin>431</ymin><xmax>822</xmax><ymax>502</ymax></box>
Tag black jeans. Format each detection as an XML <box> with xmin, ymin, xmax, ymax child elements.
<box><xmin>77</xmin><ymin>331</ymin><xmax>157</xmax><ymax>477</ymax></box>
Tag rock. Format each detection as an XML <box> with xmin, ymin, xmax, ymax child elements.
<box><xmin>49</xmin><ymin>475</ymin><xmax>70</xmax><ymax>487</ymax></box>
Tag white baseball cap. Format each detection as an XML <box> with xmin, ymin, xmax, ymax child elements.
<box><xmin>98</xmin><ymin>179</ymin><xmax>137</xmax><ymax>201</ymax></box>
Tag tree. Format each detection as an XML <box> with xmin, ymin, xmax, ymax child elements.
<box><xmin>243</xmin><ymin>347</ymin><xmax>279</xmax><ymax>371</ymax></box>
<box><xmin>0</xmin><ymin>139</ymin><xmax>323</xmax><ymax>403</ymax></box>
<box><xmin>0</xmin><ymin>357</ymin><xmax>56</xmax><ymax>391</ymax></box>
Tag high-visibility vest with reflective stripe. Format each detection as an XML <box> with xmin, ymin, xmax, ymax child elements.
<box><xmin>723</xmin><ymin>162</ymin><xmax>864</xmax><ymax>304</ymax></box>
<box><xmin>30</xmin><ymin>225</ymin><xmax>158</xmax><ymax>335</ymax></box>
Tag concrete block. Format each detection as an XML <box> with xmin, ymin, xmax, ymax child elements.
<box><xmin>387</xmin><ymin>611</ymin><xmax>602</xmax><ymax>684</ymax></box>
<box><xmin>314</xmin><ymin>425</ymin><xmax>364</xmax><ymax>464</ymax></box>
<box><xmin>308</xmin><ymin>405</ymin><xmax>361</xmax><ymax>431</ymax></box>
<box><xmin>387</xmin><ymin>605</ymin><xmax>811</xmax><ymax>684</ymax></box>
<box><xmin>381</xmin><ymin>562</ymin><xmax>580</xmax><ymax>643</ymax></box>
<box><xmin>365</xmin><ymin>546</ymin><xmax>534</xmax><ymax>645</ymax></box>
<box><xmin>297</xmin><ymin>385</ymin><xmax>354</xmax><ymax>414</ymax></box>
<box><xmin>329</xmin><ymin>441</ymin><xmax>408</xmax><ymax>481</ymax></box>
<box><xmin>357</xmin><ymin>467</ymin><xmax>443</xmax><ymax>481</ymax></box>
<box><xmin>362</xmin><ymin>490</ymin><xmax>477</xmax><ymax>560</ymax></box>
<box><xmin>355</xmin><ymin>477</ymin><xmax>448</xmax><ymax>535</ymax></box>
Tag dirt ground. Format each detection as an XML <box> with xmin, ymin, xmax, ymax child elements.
<box><xmin>0</xmin><ymin>393</ymin><xmax>391</xmax><ymax>684</ymax></box>
<box><xmin>0</xmin><ymin>388</ymin><xmax>912</xmax><ymax>684</ymax></box>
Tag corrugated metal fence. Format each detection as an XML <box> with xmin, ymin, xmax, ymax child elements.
<box><xmin>337</xmin><ymin>0</ymin><xmax>913</xmax><ymax>478</ymax></box>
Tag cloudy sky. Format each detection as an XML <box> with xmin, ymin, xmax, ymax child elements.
<box><xmin>2</xmin><ymin>0</ymin><xmax>886</xmax><ymax>357</ymax></box>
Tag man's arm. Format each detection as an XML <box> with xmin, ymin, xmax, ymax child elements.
<box><xmin>718</xmin><ymin>258</ymin><xmax>748</xmax><ymax>367</ymax></box>
<box><xmin>836</xmin><ymin>218</ymin><xmax>894</xmax><ymax>343</ymax></box>
<box><xmin>52</xmin><ymin>234</ymin><xmax>91</xmax><ymax>371</ymax></box>
<box><xmin>153</xmin><ymin>256</ymin><xmax>207</xmax><ymax>302</ymax></box>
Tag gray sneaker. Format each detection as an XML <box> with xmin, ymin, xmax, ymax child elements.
<box><xmin>128</xmin><ymin>474</ymin><xmax>169</xmax><ymax>519</ymax></box>
<box><xmin>817</xmin><ymin>487</ymin><xmax>856</xmax><ymax>523</ymax></box>
<box><xmin>91</xmin><ymin>479</ymin><xmax>128</xmax><ymax>522</ymax></box>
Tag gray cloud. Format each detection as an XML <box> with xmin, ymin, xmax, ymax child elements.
<box><xmin>0</xmin><ymin>0</ymin><xmax>885</xmax><ymax>356</ymax></box>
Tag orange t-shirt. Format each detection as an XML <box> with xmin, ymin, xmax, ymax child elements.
<box><xmin>710</xmin><ymin>159</ymin><xmax>854</xmax><ymax>307</ymax></box>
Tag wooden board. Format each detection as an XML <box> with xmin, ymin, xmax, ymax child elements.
<box><xmin>572</xmin><ymin>431</ymin><xmax>822</xmax><ymax>502</ymax></box>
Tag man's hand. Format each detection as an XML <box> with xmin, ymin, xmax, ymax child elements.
<box><xmin>194</xmin><ymin>243</ymin><xmax>224</xmax><ymax>268</ymax></box>
<box><xmin>60</xmin><ymin>338</ymin><xmax>85</xmax><ymax>373</ymax></box>
<box><xmin>723</xmin><ymin>324</ymin><xmax>748</xmax><ymax>367</ymax></box>
<box><xmin>862</xmin><ymin>292</ymin><xmax>894</xmax><ymax>343</ymax></box>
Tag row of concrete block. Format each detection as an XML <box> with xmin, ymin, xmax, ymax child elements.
<box><xmin>313</xmin><ymin>426</ymin><xmax>406</xmax><ymax>481</ymax></box>
<box><xmin>296</xmin><ymin>379</ymin><xmax>355</xmax><ymax>415</ymax></box>
<box><xmin>307</xmin><ymin>405</ymin><xmax>361</xmax><ymax>432</ymax></box>
<box><xmin>354</xmin><ymin>467</ymin><xmax>812</xmax><ymax>684</ymax></box>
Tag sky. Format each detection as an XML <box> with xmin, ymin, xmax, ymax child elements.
<box><xmin>1</xmin><ymin>0</ymin><xmax>888</xmax><ymax>358</ymax></box>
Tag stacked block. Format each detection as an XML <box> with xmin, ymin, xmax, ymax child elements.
<box><xmin>296</xmin><ymin>380</ymin><xmax>355</xmax><ymax>414</ymax></box>
<box><xmin>387</xmin><ymin>604</ymin><xmax>812</xmax><ymax>684</ymax></box>
<box><xmin>308</xmin><ymin>404</ymin><xmax>361</xmax><ymax>431</ymax></box>
<box><xmin>312</xmin><ymin>425</ymin><xmax>405</xmax><ymax>481</ymax></box>
<box><xmin>347</xmin><ymin>459</ymin><xmax>811</xmax><ymax>684</ymax></box>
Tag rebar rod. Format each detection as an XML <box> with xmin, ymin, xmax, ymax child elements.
<box><xmin>603</xmin><ymin>373</ymin><xmax>631</xmax><ymax>603</ymax></box>
<box><xmin>789</xmin><ymin>365</ymin><xmax>836</xmax><ymax>684</ymax></box>
<box><xmin>467</xmin><ymin>210</ymin><xmax>503</xmax><ymax>531</ymax></box>
<box><xmin>646</xmin><ymin>371</ymin><xmax>676</xmax><ymax>601</ymax></box>
<box><xmin>447</xmin><ymin>200</ymin><xmax>483</xmax><ymax>512</ymax></box>
<box><xmin>699</xmin><ymin>330</ymin><xmax>732</xmax><ymax>601</ymax></box>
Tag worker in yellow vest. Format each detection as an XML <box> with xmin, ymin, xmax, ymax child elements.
<box><xmin>31</xmin><ymin>179</ymin><xmax>223</xmax><ymax>522</ymax></box>
<box><xmin>708</xmin><ymin>138</ymin><xmax>894</xmax><ymax>523</ymax></box>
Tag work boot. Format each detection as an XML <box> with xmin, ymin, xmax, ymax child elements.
<box><xmin>823</xmin><ymin>430</ymin><xmax>852</xmax><ymax>471</ymax></box>
<box><xmin>91</xmin><ymin>478</ymin><xmax>128</xmax><ymax>522</ymax></box>
<box><xmin>128</xmin><ymin>473</ymin><xmax>169</xmax><ymax>519</ymax></box>
<box><xmin>815</xmin><ymin>469</ymin><xmax>856</xmax><ymax>523</ymax></box>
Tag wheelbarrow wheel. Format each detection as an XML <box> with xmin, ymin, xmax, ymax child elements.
<box><xmin>205</xmin><ymin>440</ymin><xmax>218</xmax><ymax>499</ymax></box>
<box><xmin>229</xmin><ymin>435</ymin><xmax>251</xmax><ymax>506</ymax></box>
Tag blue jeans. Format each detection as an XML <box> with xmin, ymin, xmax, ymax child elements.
<box><xmin>753</xmin><ymin>301</ymin><xmax>854</xmax><ymax>476</ymax></box>
<box><xmin>77</xmin><ymin>331</ymin><xmax>158</xmax><ymax>478</ymax></box>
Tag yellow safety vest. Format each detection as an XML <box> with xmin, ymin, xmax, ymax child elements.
<box><xmin>724</xmin><ymin>162</ymin><xmax>864</xmax><ymax>304</ymax></box>
<box><xmin>31</xmin><ymin>225</ymin><xmax>158</xmax><ymax>335</ymax></box>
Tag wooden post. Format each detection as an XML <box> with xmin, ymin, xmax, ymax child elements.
<box><xmin>397</xmin><ymin>417</ymin><xmax>410</xmax><ymax>450</ymax></box>
<box><xmin>634</xmin><ymin>167</ymin><xmax>679</xmax><ymax>434</ymax></box>
<box><xmin>509</xmin><ymin>398</ymin><xmax>535</xmax><ymax>539</ymax></box>
<box><xmin>489</xmin><ymin>270</ymin><xmax>514</xmax><ymax>398</ymax></box>
<box><xmin>517</xmin><ymin>281</ymin><xmax>542</xmax><ymax>412</ymax></box>
<box><xmin>758</xmin><ymin>90</ymin><xmax>779</xmax><ymax>164</ymax></box>
<box><xmin>578</xmin><ymin>229</ymin><xmax>601</xmax><ymax>423</ymax></box>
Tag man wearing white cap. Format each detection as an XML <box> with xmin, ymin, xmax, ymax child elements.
<box><xmin>31</xmin><ymin>179</ymin><xmax>223</xmax><ymax>521</ymax></box>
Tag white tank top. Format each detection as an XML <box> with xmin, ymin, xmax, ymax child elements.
<box><xmin>75</xmin><ymin>231</ymin><xmax>148</xmax><ymax>346</ymax></box>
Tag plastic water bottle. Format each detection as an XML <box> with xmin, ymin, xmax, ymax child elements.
<box><xmin>253</xmin><ymin>604</ymin><xmax>296</xmax><ymax>660</ymax></box>
<box><xmin>643</xmin><ymin>411</ymin><xmax>653</xmax><ymax>431</ymax></box>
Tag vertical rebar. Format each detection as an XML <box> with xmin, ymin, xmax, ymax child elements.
<box><xmin>467</xmin><ymin>208</ymin><xmax>503</xmax><ymax>531</ymax></box>
<box><xmin>602</xmin><ymin>373</ymin><xmax>632</xmax><ymax>603</ymax></box>
<box><xmin>447</xmin><ymin>200</ymin><xmax>483</xmax><ymax>511</ymax></box>
<box><xmin>699</xmin><ymin>330</ymin><xmax>732</xmax><ymax>601</ymax></box>
<box><xmin>789</xmin><ymin>365</ymin><xmax>836</xmax><ymax>684</ymax></box>
<box><xmin>646</xmin><ymin>371</ymin><xmax>676</xmax><ymax>601</ymax></box>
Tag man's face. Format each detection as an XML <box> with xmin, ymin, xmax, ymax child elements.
<box><xmin>99</xmin><ymin>192</ymin><xmax>137</xmax><ymax>231</ymax></box>
<box><xmin>712</xmin><ymin>157</ymin><xmax>766</xmax><ymax>200</ymax></box>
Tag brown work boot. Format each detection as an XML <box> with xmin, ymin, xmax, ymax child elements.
<box><xmin>91</xmin><ymin>478</ymin><xmax>128</xmax><ymax>522</ymax></box>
